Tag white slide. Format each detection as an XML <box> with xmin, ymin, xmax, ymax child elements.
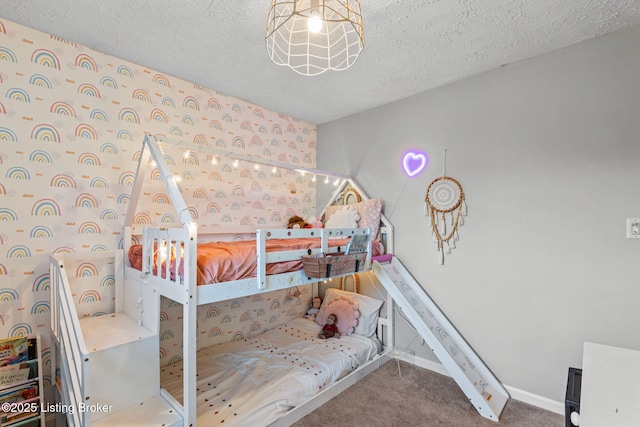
<box><xmin>372</xmin><ymin>257</ymin><xmax>509</xmax><ymax>422</ymax></box>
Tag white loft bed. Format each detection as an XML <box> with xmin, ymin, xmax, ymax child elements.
<box><xmin>120</xmin><ymin>135</ymin><xmax>394</xmax><ymax>426</ymax></box>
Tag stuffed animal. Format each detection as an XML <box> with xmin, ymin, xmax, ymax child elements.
<box><xmin>306</xmin><ymin>297</ymin><xmax>322</xmax><ymax>321</ymax></box>
<box><xmin>307</xmin><ymin>215</ymin><xmax>324</xmax><ymax>228</ymax></box>
<box><xmin>318</xmin><ymin>313</ymin><xmax>340</xmax><ymax>339</ymax></box>
<box><xmin>287</xmin><ymin>215</ymin><xmax>309</xmax><ymax>229</ymax></box>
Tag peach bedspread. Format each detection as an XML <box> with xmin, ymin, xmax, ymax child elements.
<box><xmin>128</xmin><ymin>238</ymin><xmax>381</xmax><ymax>286</ymax></box>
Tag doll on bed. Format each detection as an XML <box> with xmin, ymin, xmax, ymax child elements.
<box><xmin>318</xmin><ymin>313</ymin><xmax>340</xmax><ymax>339</ymax></box>
<box><xmin>306</xmin><ymin>297</ymin><xmax>322</xmax><ymax>321</ymax></box>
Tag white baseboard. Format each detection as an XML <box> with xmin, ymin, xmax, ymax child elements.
<box><xmin>395</xmin><ymin>351</ymin><xmax>565</xmax><ymax>416</ymax></box>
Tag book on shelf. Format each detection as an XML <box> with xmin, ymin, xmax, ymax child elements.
<box><xmin>0</xmin><ymin>338</ymin><xmax>31</xmax><ymax>368</ymax></box>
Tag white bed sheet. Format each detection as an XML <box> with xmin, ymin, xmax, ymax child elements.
<box><xmin>160</xmin><ymin>317</ymin><xmax>380</xmax><ymax>426</ymax></box>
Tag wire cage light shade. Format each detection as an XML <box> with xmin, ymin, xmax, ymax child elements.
<box><xmin>265</xmin><ymin>0</ymin><xmax>364</xmax><ymax>76</ymax></box>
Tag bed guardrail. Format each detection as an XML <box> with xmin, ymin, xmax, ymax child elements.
<box><xmin>138</xmin><ymin>225</ymin><xmax>372</xmax><ymax>298</ymax></box>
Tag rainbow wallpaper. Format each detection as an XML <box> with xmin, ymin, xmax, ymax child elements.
<box><xmin>0</xmin><ymin>18</ymin><xmax>316</xmax><ymax>384</ymax></box>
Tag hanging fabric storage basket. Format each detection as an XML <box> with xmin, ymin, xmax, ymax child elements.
<box><xmin>302</xmin><ymin>252</ymin><xmax>367</xmax><ymax>278</ymax></box>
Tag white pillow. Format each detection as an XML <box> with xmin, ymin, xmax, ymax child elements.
<box><xmin>321</xmin><ymin>288</ymin><xmax>383</xmax><ymax>337</ymax></box>
<box><xmin>324</xmin><ymin>206</ymin><xmax>359</xmax><ymax>229</ymax></box>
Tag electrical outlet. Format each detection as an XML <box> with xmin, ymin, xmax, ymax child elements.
<box><xmin>626</xmin><ymin>218</ymin><xmax>640</xmax><ymax>239</ymax></box>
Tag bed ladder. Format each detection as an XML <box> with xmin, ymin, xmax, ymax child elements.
<box><xmin>372</xmin><ymin>256</ymin><xmax>509</xmax><ymax>422</ymax></box>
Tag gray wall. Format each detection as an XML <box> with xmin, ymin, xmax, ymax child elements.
<box><xmin>317</xmin><ymin>24</ymin><xmax>640</xmax><ymax>404</ymax></box>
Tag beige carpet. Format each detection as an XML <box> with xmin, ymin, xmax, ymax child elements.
<box><xmin>293</xmin><ymin>360</ymin><xmax>564</xmax><ymax>427</ymax></box>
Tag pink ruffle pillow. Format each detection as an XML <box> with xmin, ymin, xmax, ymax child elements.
<box><xmin>316</xmin><ymin>295</ymin><xmax>360</xmax><ymax>336</ymax></box>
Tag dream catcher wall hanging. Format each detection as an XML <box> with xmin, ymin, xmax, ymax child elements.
<box><xmin>424</xmin><ymin>151</ymin><xmax>467</xmax><ymax>264</ymax></box>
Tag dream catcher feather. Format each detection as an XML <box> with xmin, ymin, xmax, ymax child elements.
<box><xmin>424</xmin><ymin>152</ymin><xmax>467</xmax><ymax>264</ymax></box>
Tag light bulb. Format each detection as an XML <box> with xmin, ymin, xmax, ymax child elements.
<box><xmin>307</xmin><ymin>13</ymin><xmax>322</xmax><ymax>33</ymax></box>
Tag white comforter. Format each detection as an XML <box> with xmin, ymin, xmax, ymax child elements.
<box><xmin>161</xmin><ymin>317</ymin><xmax>379</xmax><ymax>426</ymax></box>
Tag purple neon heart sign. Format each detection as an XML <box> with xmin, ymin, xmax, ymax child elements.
<box><xmin>402</xmin><ymin>151</ymin><xmax>428</xmax><ymax>177</ymax></box>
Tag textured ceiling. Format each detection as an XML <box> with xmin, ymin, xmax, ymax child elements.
<box><xmin>1</xmin><ymin>0</ymin><xmax>640</xmax><ymax>125</ymax></box>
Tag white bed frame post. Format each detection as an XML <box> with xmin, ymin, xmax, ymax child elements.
<box><xmin>125</xmin><ymin>134</ymin><xmax>199</xmax><ymax>426</ymax></box>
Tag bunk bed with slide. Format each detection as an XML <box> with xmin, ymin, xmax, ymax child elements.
<box><xmin>49</xmin><ymin>135</ymin><xmax>396</xmax><ymax>426</ymax></box>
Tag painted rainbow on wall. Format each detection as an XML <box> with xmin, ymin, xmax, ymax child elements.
<box><xmin>208</xmin><ymin>172</ymin><xmax>222</xmax><ymax>181</ymax></box>
<box><xmin>32</xmin><ymin>274</ymin><xmax>50</xmax><ymax>292</ymax></box>
<box><xmin>167</xmin><ymin>355</ymin><xmax>182</xmax><ymax>365</ymax></box>
<box><xmin>250</xmin><ymin>321</ymin><xmax>262</xmax><ymax>333</ymax></box>
<box><xmin>118</xmin><ymin>171</ymin><xmax>136</xmax><ymax>186</ymax></box>
<box><xmin>193</xmin><ymin>134</ymin><xmax>207</xmax><ymax>145</ymax></box>
<box><xmin>78</xmin><ymin>152</ymin><xmax>101</xmax><ymax>165</ymax></box>
<box><xmin>6</xmin><ymin>87</ymin><xmax>30</xmax><ymax>102</ymax></box>
<box><xmin>162</xmin><ymin>97</ymin><xmax>176</xmax><ymax>108</ymax></box>
<box><xmin>29</xmin><ymin>150</ymin><xmax>53</xmax><ymax>163</ymax></box>
<box><xmin>90</xmin><ymin>109</ymin><xmax>108</xmax><ymax>121</ymax></box>
<box><xmin>240</xmin><ymin>121</ymin><xmax>252</xmax><ymax>131</ymax></box>
<box><xmin>153</xmin><ymin>73</ymin><xmax>170</xmax><ymax>87</ymax></box>
<box><xmin>76</xmin><ymin>262</ymin><xmax>99</xmax><ymax>277</ymax></box>
<box><xmin>90</xmin><ymin>177</ymin><xmax>109</xmax><ymax>188</ymax></box>
<box><xmin>183</xmin><ymin>96</ymin><xmax>199</xmax><ymax>110</ymax></box>
<box><xmin>206</xmin><ymin>202</ymin><xmax>219</xmax><ymax>214</ymax></box>
<box><xmin>30</xmin><ymin>301</ymin><xmax>50</xmax><ymax>314</ymax></box>
<box><xmin>9</xmin><ymin>323</ymin><xmax>32</xmax><ymax>337</ymax></box>
<box><xmin>151</xmin><ymin>108</ymin><xmax>168</xmax><ymax>123</ymax></box>
<box><xmin>253</xmin><ymin>108</ymin><xmax>264</xmax><ymax>118</ymax></box>
<box><xmin>28</xmin><ymin>73</ymin><xmax>52</xmax><ymax>88</ymax></box>
<box><xmin>100</xmin><ymin>275</ymin><xmax>115</xmax><ymax>287</ymax></box>
<box><xmin>78</xmin><ymin>83</ymin><xmax>100</xmax><ymax>97</ymax></box>
<box><xmin>6</xmin><ymin>167</ymin><xmax>31</xmax><ymax>180</ymax></box>
<box><xmin>75</xmin><ymin>123</ymin><xmax>98</xmax><ymax>139</ymax></box>
<box><xmin>78</xmin><ymin>290</ymin><xmax>101</xmax><ymax>303</ymax></box>
<box><xmin>50</xmin><ymin>101</ymin><xmax>76</xmax><ymax>116</ymax></box>
<box><xmin>31</xmin><ymin>124</ymin><xmax>60</xmax><ymax>142</ymax></box>
<box><xmin>0</xmin><ymin>46</ymin><xmax>17</xmax><ymax>62</ymax></box>
<box><xmin>207</xmin><ymin>327</ymin><xmax>222</xmax><ymax>338</ymax></box>
<box><xmin>231</xmin><ymin>331</ymin><xmax>244</xmax><ymax>341</ymax></box>
<box><xmin>100</xmin><ymin>143</ymin><xmax>118</xmax><ymax>154</ymax></box>
<box><xmin>160</xmin><ymin>330</ymin><xmax>175</xmax><ymax>341</ymax></box>
<box><xmin>132</xmin><ymin>88</ymin><xmax>151</xmax><ymax>103</ymax></box>
<box><xmin>31</xmin><ymin>198</ymin><xmax>61</xmax><ymax>216</ymax></box>
<box><xmin>99</xmin><ymin>76</ymin><xmax>118</xmax><ymax>89</ymax></box>
<box><xmin>161</xmin><ymin>213</ymin><xmax>176</xmax><ymax>223</ymax></box>
<box><xmin>152</xmin><ymin>193</ymin><xmax>170</xmax><ymax>204</ymax></box>
<box><xmin>206</xmin><ymin>306</ymin><xmax>220</xmax><ymax>318</ymax></box>
<box><xmin>0</xmin><ymin>288</ymin><xmax>19</xmax><ymax>301</ymax></box>
<box><xmin>134</xmin><ymin>213</ymin><xmax>152</xmax><ymax>224</ymax></box>
<box><xmin>230</xmin><ymin>202</ymin><xmax>241</xmax><ymax>211</ymax></box>
<box><xmin>168</xmin><ymin>126</ymin><xmax>182</xmax><ymax>136</ymax></box>
<box><xmin>100</xmin><ymin>209</ymin><xmax>118</xmax><ymax>220</ymax></box>
<box><xmin>208</xmin><ymin>97</ymin><xmax>221</xmax><ymax>110</ymax></box>
<box><xmin>187</xmin><ymin>207</ymin><xmax>198</xmax><ymax>220</ymax></box>
<box><xmin>78</xmin><ymin>221</ymin><xmax>101</xmax><ymax>234</ymax></box>
<box><xmin>117</xmin><ymin>65</ymin><xmax>134</xmax><ymax>77</ymax></box>
<box><xmin>30</xmin><ymin>225</ymin><xmax>53</xmax><ymax>238</ymax></box>
<box><xmin>75</xmin><ymin>193</ymin><xmax>98</xmax><ymax>208</ymax></box>
<box><xmin>209</xmin><ymin>120</ymin><xmax>222</xmax><ymax>130</ymax></box>
<box><xmin>75</xmin><ymin>53</ymin><xmax>98</xmax><ymax>71</ymax></box>
<box><xmin>251</xmin><ymin>135</ymin><xmax>263</xmax><ymax>146</ymax></box>
<box><xmin>118</xmin><ymin>107</ymin><xmax>140</xmax><ymax>124</ymax></box>
<box><xmin>183</xmin><ymin>151</ymin><xmax>199</xmax><ymax>165</ymax></box>
<box><xmin>0</xmin><ymin>208</ymin><xmax>18</xmax><ymax>221</ymax></box>
<box><xmin>182</xmin><ymin>115</ymin><xmax>195</xmax><ymax>125</ymax></box>
<box><xmin>192</xmin><ymin>188</ymin><xmax>208</xmax><ymax>199</ymax></box>
<box><xmin>7</xmin><ymin>245</ymin><xmax>31</xmax><ymax>258</ymax></box>
<box><xmin>232</xmin><ymin>136</ymin><xmax>245</xmax><ymax>148</ymax></box>
<box><xmin>117</xmin><ymin>129</ymin><xmax>134</xmax><ymax>141</ymax></box>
